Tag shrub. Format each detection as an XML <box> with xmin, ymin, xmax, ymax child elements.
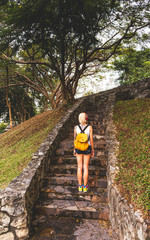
<box><xmin>0</xmin><ymin>122</ymin><xmax>7</xmax><ymax>133</ymax></box>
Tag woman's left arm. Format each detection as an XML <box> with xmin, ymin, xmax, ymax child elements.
<box><xmin>89</xmin><ymin>126</ymin><xmax>94</xmax><ymax>158</ymax></box>
<box><xmin>73</xmin><ymin>126</ymin><xmax>77</xmax><ymax>156</ymax></box>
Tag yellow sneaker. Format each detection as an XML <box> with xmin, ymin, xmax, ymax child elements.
<box><xmin>78</xmin><ymin>185</ymin><xmax>83</xmax><ymax>192</ymax></box>
<box><xmin>83</xmin><ymin>185</ymin><xmax>88</xmax><ymax>192</ymax></box>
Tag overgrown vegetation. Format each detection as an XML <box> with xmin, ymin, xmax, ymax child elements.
<box><xmin>0</xmin><ymin>106</ymin><xmax>69</xmax><ymax>189</ymax></box>
<box><xmin>114</xmin><ymin>98</ymin><xmax>150</xmax><ymax>217</ymax></box>
<box><xmin>0</xmin><ymin>122</ymin><xmax>7</xmax><ymax>133</ymax></box>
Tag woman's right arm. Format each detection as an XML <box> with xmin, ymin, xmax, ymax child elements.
<box><xmin>89</xmin><ymin>126</ymin><xmax>94</xmax><ymax>158</ymax></box>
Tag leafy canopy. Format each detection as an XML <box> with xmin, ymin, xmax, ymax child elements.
<box><xmin>0</xmin><ymin>0</ymin><xmax>150</xmax><ymax>102</ymax></box>
<box><xmin>113</xmin><ymin>48</ymin><xmax>150</xmax><ymax>84</ymax></box>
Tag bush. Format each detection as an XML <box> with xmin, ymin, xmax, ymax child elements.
<box><xmin>0</xmin><ymin>122</ymin><xmax>7</xmax><ymax>133</ymax></box>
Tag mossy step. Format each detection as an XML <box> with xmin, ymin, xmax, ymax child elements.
<box><xmin>49</xmin><ymin>164</ymin><xmax>106</xmax><ymax>176</ymax></box>
<box><xmin>35</xmin><ymin>199</ymin><xmax>109</xmax><ymax>221</ymax></box>
<box><xmin>40</xmin><ymin>185</ymin><xmax>108</xmax><ymax>203</ymax></box>
<box><xmin>44</xmin><ymin>174</ymin><xmax>107</xmax><ymax>188</ymax></box>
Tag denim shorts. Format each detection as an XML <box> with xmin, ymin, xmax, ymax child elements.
<box><xmin>75</xmin><ymin>145</ymin><xmax>92</xmax><ymax>155</ymax></box>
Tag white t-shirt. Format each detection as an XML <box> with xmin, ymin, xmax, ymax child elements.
<box><xmin>76</xmin><ymin>125</ymin><xmax>91</xmax><ymax>145</ymax></box>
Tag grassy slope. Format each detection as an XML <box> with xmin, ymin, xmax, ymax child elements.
<box><xmin>114</xmin><ymin>98</ymin><xmax>150</xmax><ymax>217</ymax></box>
<box><xmin>0</xmin><ymin>106</ymin><xmax>68</xmax><ymax>189</ymax></box>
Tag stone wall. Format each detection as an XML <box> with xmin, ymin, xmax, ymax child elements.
<box><xmin>105</xmin><ymin>79</ymin><xmax>150</xmax><ymax>240</ymax></box>
<box><xmin>0</xmin><ymin>78</ymin><xmax>149</xmax><ymax>240</ymax></box>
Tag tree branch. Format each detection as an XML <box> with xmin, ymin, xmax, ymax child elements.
<box><xmin>1</xmin><ymin>54</ymin><xmax>51</xmax><ymax>67</ymax></box>
<box><xmin>87</xmin><ymin>21</ymin><xmax>150</xmax><ymax>62</ymax></box>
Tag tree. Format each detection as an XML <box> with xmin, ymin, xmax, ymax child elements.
<box><xmin>0</xmin><ymin>48</ymin><xmax>36</xmax><ymax>123</ymax></box>
<box><xmin>1</xmin><ymin>0</ymin><xmax>150</xmax><ymax>103</ymax></box>
<box><xmin>0</xmin><ymin>45</ymin><xmax>62</xmax><ymax>109</ymax></box>
<box><xmin>0</xmin><ymin>86</ymin><xmax>36</xmax><ymax>123</ymax></box>
<box><xmin>0</xmin><ymin>47</ymin><xmax>16</xmax><ymax>128</ymax></box>
<box><xmin>11</xmin><ymin>46</ymin><xmax>62</xmax><ymax>109</ymax></box>
<box><xmin>112</xmin><ymin>48</ymin><xmax>150</xmax><ymax>84</ymax></box>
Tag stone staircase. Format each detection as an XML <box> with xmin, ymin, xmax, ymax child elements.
<box><xmin>30</xmin><ymin>110</ymin><xmax>118</xmax><ymax>239</ymax></box>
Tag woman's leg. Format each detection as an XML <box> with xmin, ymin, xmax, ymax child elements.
<box><xmin>76</xmin><ymin>154</ymin><xmax>83</xmax><ymax>185</ymax></box>
<box><xmin>83</xmin><ymin>154</ymin><xmax>90</xmax><ymax>186</ymax></box>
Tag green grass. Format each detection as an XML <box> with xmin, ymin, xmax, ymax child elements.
<box><xmin>0</xmin><ymin>106</ymin><xmax>68</xmax><ymax>189</ymax></box>
<box><xmin>113</xmin><ymin>98</ymin><xmax>150</xmax><ymax>217</ymax></box>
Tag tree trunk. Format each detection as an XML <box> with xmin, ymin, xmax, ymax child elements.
<box><xmin>61</xmin><ymin>83</ymin><xmax>69</xmax><ymax>104</ymax></box>
<box><xmin>6</xmin><ymin>66</ymin><xmax>13</xmax><ymax>128</ymax></box>
<box><xmin>61</xmin><ymin>79</ymin><xmax>75</xmax><ymax>104</ymax></box>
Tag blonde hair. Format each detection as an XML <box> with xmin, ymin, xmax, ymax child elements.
<box><xmin>78</xmin><ymin>112</ymin><xmax>87</xmax><ymax>124</ymax></box>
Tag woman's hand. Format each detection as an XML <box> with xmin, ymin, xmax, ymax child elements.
<box><xmin>91</xmin><ymin>151</ymin><xmax>94</xmax><ymax>158</ymax></box>
<box><xmin>73</xmin><ymin>149</ymin><xmax>76</xmax><ymax>156</ymax></box>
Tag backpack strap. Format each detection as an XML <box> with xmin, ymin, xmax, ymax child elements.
<box><xmin>78</xmin><ymin>125</ymin><xmax>89</xmax><ymax>133</ymax></box>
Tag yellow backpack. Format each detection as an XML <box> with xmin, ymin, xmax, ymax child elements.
<box><xmin>74</xmin><ymin>125</ymin><xmax>89</xmax><ymax>151</ymax></box>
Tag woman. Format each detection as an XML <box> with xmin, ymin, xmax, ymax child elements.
<box><xmin>74</xmin><ymin>112</ymin><xmax>94</xmax><ymax>192</ymax></box>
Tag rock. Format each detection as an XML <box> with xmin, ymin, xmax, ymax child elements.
<box><xmin>0</xmin><ymin>226</ymin><xmax>8</xmax><ymax>235</ymax></box>
<box><xmin>92</xmin><ymin>195</ymin><xmax>102</xmax><ymax>203</ymax></box>
<box><xmin>38</xmin><ymin>152</ymin><xmax>44</xmax><ymax>156</ymax></box>
<box><xmin>97</xmin><ymin>151</ymin><xmax>105</xmax><ymax>157</ymax></box>
<box><xmin>54</xmin><ymin>186</ymin><xmax>64</xmax><ymax>193</ymax></box>
<box><xmin>0</xmin><ymin>212</ymin><xmax>10</xmax><ymax>227</ymax></box>
<box><xmin>56</xmin><ymin>148</ymin><xmax>64</xmax><ymax>155</ymax></box>
<box><xmin>15</xmin><ymin>228</ymin><xmax>29</xmax><ymax>239</ymax></box>
<box><xmin>10</xmin><ymin>216</ymin><xmax>27</xmax><ymax>228</ymax></box>
<box><xmin>0</xmin><ymin>232</ymin><xmax>14</xmax><ymax>240</ymax></box>
<box><xmin>136</xmin><ymin>222</ymin><xmax>143</xmax><ymax>240</ymax></box>
<box><xmin>135</xmin><ymin>210</ymin><xmax>144</xmax><ymax>223</ymax></box>
<box><xmin>1</xmin><ymin>206</ymin><xmax>15</xmax><ymax>215</ymax></box>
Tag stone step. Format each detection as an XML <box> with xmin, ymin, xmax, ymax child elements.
<box><xmin>88</xmin><ymin>116</ymin><xmax>105</xmax><ymax>121</ymax></box>
<box><xmin>29</xmin><ymin>108</ymin><xmax>119</xmax><ymax>239</ymax></box>
<box><xmin>59</xmin><ymin>138</ymin><xmax>106</xmax><ymax>149</ymax></box>
<box><xmin>87</xmin><ymin>110</ymin><xmax>105</xmax><ymax>114</ymax></box>
<box><xmin>53</xmin><ymin>155</ymin><xmax>106</xmax><ymax>166</ymax></box>
<box><xmin>92</xmin><ymin>128</ymin><xmax>105</xmax><ymax>135</ymax></box>
<box><xmin>34</xmin><ymin>199</ymin><xmax>109</xmax><ymax>221</ymax></box>
<box><xmin>68</xmin><ymin>132</ymin><xmax>106</xmax><ymax>140</ymax></box>
<box><xmin>49</xmin><ymin>164</ymin><xmax>106</xmax><ymax>177</ymax></box>
<box><xmin>30</xmin><ymin>216</ymin><xmax>118</xmax><ymax>240</ymax></box>
<box><xmin>56</xmin><ymin>147</ymin><xmax>106</xmax><ymax>156</ymax></box>
<box><xmin>44</xmin><ymin>174</ymin><xmax>107</xmax><ymax>188</ymax></box>
<box><xmin>40</xmin><ymin>185</ymin><xmax>108</xmax><ymax>203</ymax></box>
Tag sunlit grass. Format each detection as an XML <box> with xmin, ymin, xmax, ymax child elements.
<box><xmin>0</xmin><ymin>106</ymin><xmax>68</xmax><ymax>189</ymax></box>
<box><xmin>114</xmin><ymin>98</ymin><xmax>150</xmax><ymax>217</ymax></box>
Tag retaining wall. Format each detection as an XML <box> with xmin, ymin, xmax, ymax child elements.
<box><xmin>105</xmin><ymin>79</ymin><xmax>150</xmax><ymax>240</ymax></box>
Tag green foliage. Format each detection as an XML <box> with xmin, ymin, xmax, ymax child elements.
<box><xmin>0</xmin><ymin>87</ymin><xmax>36</xmax><ymax>123</ymax></box>
<box><xmin>1</xmin><ymin>0</ymin><xmax>149</xmax><ymax>102</ymax></box>
<box><xmin>114</xmin><ymin>98</ymin><xmax>150</xmax><ymax>215</ymax></box>
<box><xmin>0</xmin><ymin>122</ymin><xmax>7</xmax><ymax>133</ymax></box>
<box><xmin>113</xmin><ymin>48</ymin><xmax>150</xmax><ymax>84</ymax></box>
<box><xmin>1</xmin><ymin>0</ymin><xmax>113</xmax><ymax>54</ymax></box>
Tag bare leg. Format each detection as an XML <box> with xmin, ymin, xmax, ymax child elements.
<box><xmin>76</xmin><ymin>154</ymin><xmax>83</xmax><ymax>185</ymax></box>
<box><xmin>83</xmin><ymin>154</ymin><xmax>90</xmax><ymax>186</ymax></box>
